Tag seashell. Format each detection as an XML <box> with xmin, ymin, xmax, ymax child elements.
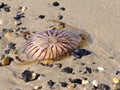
<box><xmin>22</xmin><ymin>29</ymin><xmax>83</xmax><ymax>61</ymax></box>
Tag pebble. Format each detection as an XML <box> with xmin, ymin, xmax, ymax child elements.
<box><xmin>38</xmin><ymin>15</ymin><xmax>45</xmax><ymax>19</ymax></box>
<box><xmin>14</xmin><ymin>13</ymin><xmax>25</xmax><ymax>20</ymax></box>
<box><xmin>60</xmin><ymin>7</ymin><xmax>65</xmax><ymax>11</ymax></box>
<box><xmin>113</xmin><ymin>78</ymin><xmax>120</xmax><ymax>84</ymax></box>
<box><xmin>86</xmin><ymin>67</ymin><xmax>92</xmax><ymax>73</ymax></box>
<box><xmin>4</xmin><ymin>32</ymin><xmax>12</xmax><ymax>38</ymax></box>
<box><xmin>67</xmin><ymin>83</ymin><xmax>76</xmax><ymax>89</ymax></box>
<box><xmin>47</xmin><ymin>80</ymin><xmax>55</xmax><ymax>88</ymax></box>
<box><xmin>97</xmin><ymin>84</ymin><xmax>110</xmax><ymax>90</ymax></box>
<box><xmin>60</xmin><ymin>82</ymin><xmax>68</xmax><ymax>87</ymax></box>
<box><xmin>73</xmin><ymin>49</ymin><xmax>91</xmax><ymax>59</ymax></box>
<box><xmin>57</xmin><ymin>22</ymin><xmax>65</xmax><ymax>29</ymax></box>
<box><xmin>70</xmin><ymin>79</ymin><xmax>82</xmax><ymax>84</ymax></box>
<box><xmin>0</xmin><ymin>19</ymin><xmax>3</xmax><ymax>24</ymax></box>
<box><xmin>18</xmin><ymin>6</ymin><xmax>28</xmax><ymax>12</ymax></box>
<box><xmin>115</xmin><ymin>71</ymin><xmax>120</xmax><ymax>75</ymax></box>
<box><xmin>8</xmin><ymin>42</ymin><xmax>16</xmax><ymax>49</ymax></box>
<box><xmin>54</xmin><ymin>63</ymin><xmax>62</xmax><ymax>68</ymax></box>
<box><xmin>91</xmin><ymin>80</ymin><xmax>98</xmax><ymax>87</ymax></box>
<box><xmin>52</xmin><ymin>1</ymin><xmax>60</xmax><ymax>7</ymax></box>
<box><xmin>4</xmin><ymin>6</ymin><xmax>10</xmax><ymax>12</ymax></box>
<box><xmin>97</xmin><ymin>67</ymin><xmax>105</xmax><ymax>71</ymax></box>
<box><xmin>2</xmin><ymin>56</ymin><xmax>13</xmax><ymax>66</ymax></box>
<box><xmin>61</xmin><ymin>67</ymin><xmax>73</xmax><ymax>74</ymax></box>
<box><xmin>58</xmin><ymin>15</ymin><xmax>63</xmax><ymax>20</ymax></box>
<box><xmin>4</xmin><ymin>49</ymin><xmax>10</xmax><ymax>54</ymax></box>
<box><xmin>33</xmin><ymin>86</ymin><xmax>42</xmax><ymax>90</ymax></box>
<box><xmin>21</xmin><ymin>70</ymin><xmax>39</xmax><ymax>82</ymax></box>
<box><xmin>0</xmin><ymin>2</ymin><xmax>5</xmax><ymax>8</ymax></box>
<box><xmin>82</xmin><ymin>79</ymin><xmax>89</xmax><ymax>85</ymax></box>
<box><xmin>15</xmin><ymin>20</ymin><xmax>22</xmax><ymax>26</ymax></box>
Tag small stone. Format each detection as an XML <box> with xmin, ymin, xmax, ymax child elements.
<box><xmin>54</xmin><ymin>63</ymin><xmax>62</xmax><ymax>68</ymax></box>
<box><xmin>115</xmin><ymin>71</ymin><xmax>120</xmax><ymax>75</ymax></box>
<box><xmin>4</xmin><ymin>6</ymin><xmax>10</xmax><ymax>12</ymax></box>
<box><xmin>70</xmin><ymin>79</ymin><xmax>82</xmax><ymax>84</ymax></box>
<box><xmin>14</xmin><ymin>20</ymin><xmax>22</xmax><ymax>26</ymax></box>
<box><xmin>67</xmin><ymin>83</ymin><xmax>76</xmax><ymax>88</ymax></box>
<box><xmin>4</xmin><ymin>49</ymin><xmax>10</xmax><ymax>54</ymax></box>
<box><xmin>62</xmin><ymin>67</ymin><xmax>73</xmax><ymax>74</ymax></box>
<box><xmin>33</xmin><ymin>86</ymin><xmax>42</xmax><ymax>90</ymax></box>
<box><xmin>8</xmin><ymin>42</ymin><xmax>16</xmax><ymax>49</ymax></box>
<box><xmin>52</xmin><ymin>2</ymin><xmax>59</xmax><ymax>6</ymax></box>
<box><xmin>47</xmin><ymin>80</ymin><xmax>55</xmax><ymax>88</ymax></box>
<box><xmin>97</xmin><ymin>84</ymin><xmax>110</xmax><ymax>90</ymax></box>
<box><xmin>21</xmin><ymin>70</ymin><xmax>39</xmax><ymax>82</ymax></box>
<box><xmin>4</xmin><ymin>32</ymin><xmax>12</xmax><ymax>38</ymax></box>
<box><xmin>38</xmin><ymin>15</ymin><xmax>45</xmax><ymax>19</ymax></box>
<box><xmin>82</xmin><ymin>80</ymin><xmax>89</xmax><ymax>85</ymax></box>
<box><xmin>0</xmin><ymin>2</ymin><xmax>5</xmax><ymax>8</ymax></box>
<box><xmin>91</xmin><ymin>80</ymin><xmax>99</xmax><ymax>87</ymax></box>
<box><xmin>60</xmin><ymin>82</ymin><xmax>68</xmax><ymax>87</ymax></box>
<box><xmin>60</xmin><ymin>7</ymin><xmax>65</xmax><ymax>11</ymax></box>
<box><xmin>0</xmin><ymin>19</ymin><xmax>3</xmax><ymax>24</ymax></box>
<box><xmin>58</xmin><ymin>15</ymin><xmax>63</xmax><ymax>20</ymax></box>
<box><xmin>73</xmin><ymin>49</ymin><xmax>91</xmax><ymax>59</ymax></box>
<box><xmin>57</xmin><ymin>22</ymin><xmax>65</xmax><ymax>29</ymax></box>
<box><xmin>18</xmin><ymin>6</ymin><xmax>28</xmax><ymax>12</ymax></box>
<box><xmin>14</xmin><ymin>13</ymin><xmax>25</xmax><ymax>20</ymax></box>
<box><xmin>2</xmin><ymin>56</ymin><xmax>13</xmax><ymax>66</ymax></box>
<box><xmin>113</xmin><ymin>78</ymin><xmax>120</xmax><ymax>84</ymax></box>
<box><xmin>86</xmin><ymin>67</ymin><xmax>92</xmax><ymax>73</ymax></box>
<box><xmin>97</xmin><ymin>67</ymin><xmax>105</xmax><ymax>71</ymax></box>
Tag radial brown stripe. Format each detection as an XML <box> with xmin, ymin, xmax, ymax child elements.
<box><xmin>27</xmin><ymin>46</ymin><xmax>38</xmax><ymax>56</ymax></box>
<box><xmin>25</xmin><ymin>44</ymin><xmax>35</xmax><ymax>53</ymax></box>
<box><xmin>31</xmin><ymin>48</ymin><xmax>39</xmax><ymax>58</ymax></box>
<box><xmin>36</xmin><ymin>48</ymin><xmax>47</xmax><ymax>60</ymax></box>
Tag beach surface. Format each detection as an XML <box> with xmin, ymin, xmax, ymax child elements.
<box><xmin>0</xmin><ymin>0</ymin><xmax>120</xmax><ymax>90</ymax></box>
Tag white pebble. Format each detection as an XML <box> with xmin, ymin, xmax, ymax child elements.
<box><xmin>97</xmin><ymin>67</ymin><xmax>105</xmax><ymax>71</ymax></box>
<box><xmin>91</xmin><ymin>80</ymin><xmax>98</xmax><ymax>87</ymax></box>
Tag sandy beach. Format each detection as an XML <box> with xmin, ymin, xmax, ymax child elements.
<box><xmin>0</xmin><ymin>0</ymin><xmax>120</xmax><ymax>90</ymax></box>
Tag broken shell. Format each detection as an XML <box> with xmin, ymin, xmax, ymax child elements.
<box><xmin>2</xmin><ymin>57</ymin><xmax>13</xmax><ymax>66</ymax></box>
<box><xmin>113</xmin><ymin>78</ymin><xmax>120</xmax><ymax>84</ymax></box>
<box><xmin>18</xmin><ymin>6</ymin><xmax>28</xmax><ymax>12</ymax></box>
<box><xmin>91</xmin><ymin>80</ymin><xmax>99</xmax><ymax>87</ymax></box>
<box><xmin>0</xmin><ymin>19</ymin><xmax>3</xmax><ymax>24</ymax></box>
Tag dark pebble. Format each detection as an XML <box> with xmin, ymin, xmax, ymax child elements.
<box><xmin>21</xmin><ymin>70</ymin><xmax>32</xmax><ymax>82</ymax></box>
<box><xmin>55</xmin><ymin>63</ymin><xmax>62</xmax><ymax>68</ymax></box>
<box><xmin>86</xmin><ymin>67</ymin><xmax>92</xmax><ymax>73</ymax></box>
<box><xmin>73</xmin><ymin>49</ymin><xmax>91</xmax><ymax>59</ymax></box>
<box><xmin>115</xmin><ymin>71</ymin><xmax>120</xmax><ymax>75</ymax></box>
<box><xmin>70</xmin><ymin>79</ymin><xmax>82</xmax><ymax>84</ymax></box>
<box><xmin>14</xmin><ymin>13</ymin><xmax>25</xmax><ymax>20</ymax></box>
<box><xmin>60</xmin><ymin>7</ymin><xmax>65</xmax><ymax>11</ymax></box>
<box><xmin>58</xmin><ymin>15</ymin><xmax>63</xmax><ymax>20</ymax></box>
<box><xmin>8</xmin><ymin>42</ymin><xmax>16</xmax><ymax>49</ymax></box>
<box><xmin>4</xmin><ymin>49</ymin><xmax>10</xmax><ymax>54</ymax></box>
<box><xmin>0</xmin><ymin>2</ymin><xmax>6</xmax><ymax>8</ymax></box>
<box><xmin>47</xmin><ymin>80</ymin><xmax>55</xmax><ymax>87</ymax></box>
<box><xmin>62</xmin><ymin>67</ymin><xmax>73</xmax><ymax>74</ymax></box>
<box><xmin>52</xmin><ymin>1</ymin><xmax>60</xmax><ymax>6</ymax></box>
<box><xmin>21</xmin><ymin>70</ymin><xmax>39</xmax><ymax>82</ymax></box>
<box><xmin>97</xmin><ymin>84</ymin><xmax>110</xmax><ymax>90</ymax></box>
<box><xmin>38</xmin><ymin>15</ymin><xmax>45</xmax><ymax>19</ymax></box>
<box><xmin>46</xmin><ymin>64</ymin><xmax>53</xmax><ymax>68</ymax></box>
<box><xmin>4</xmin><ymin>6</ymin><xmax>10</xmax><ymax>12</ymax></box>
<box><xmin>60</xmin><ymin>82</ymin><xmax>68</xmax><ymax>87</ymax></box>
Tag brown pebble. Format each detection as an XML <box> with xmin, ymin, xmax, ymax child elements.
<box><xmin>2</xmin><ymin>56</ymin><xmax>13</xmax><ymax>66</ymax></box>
<box><xmin>67</xmin><ymin>83</ymin><xmax>76</xmax><ymax>88</ymax></box>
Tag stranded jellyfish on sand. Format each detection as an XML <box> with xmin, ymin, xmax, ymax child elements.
<box><xmin>19</xmin><ymin>20</ymin><xmax>92</xmax><ymax>65</ymax></box>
